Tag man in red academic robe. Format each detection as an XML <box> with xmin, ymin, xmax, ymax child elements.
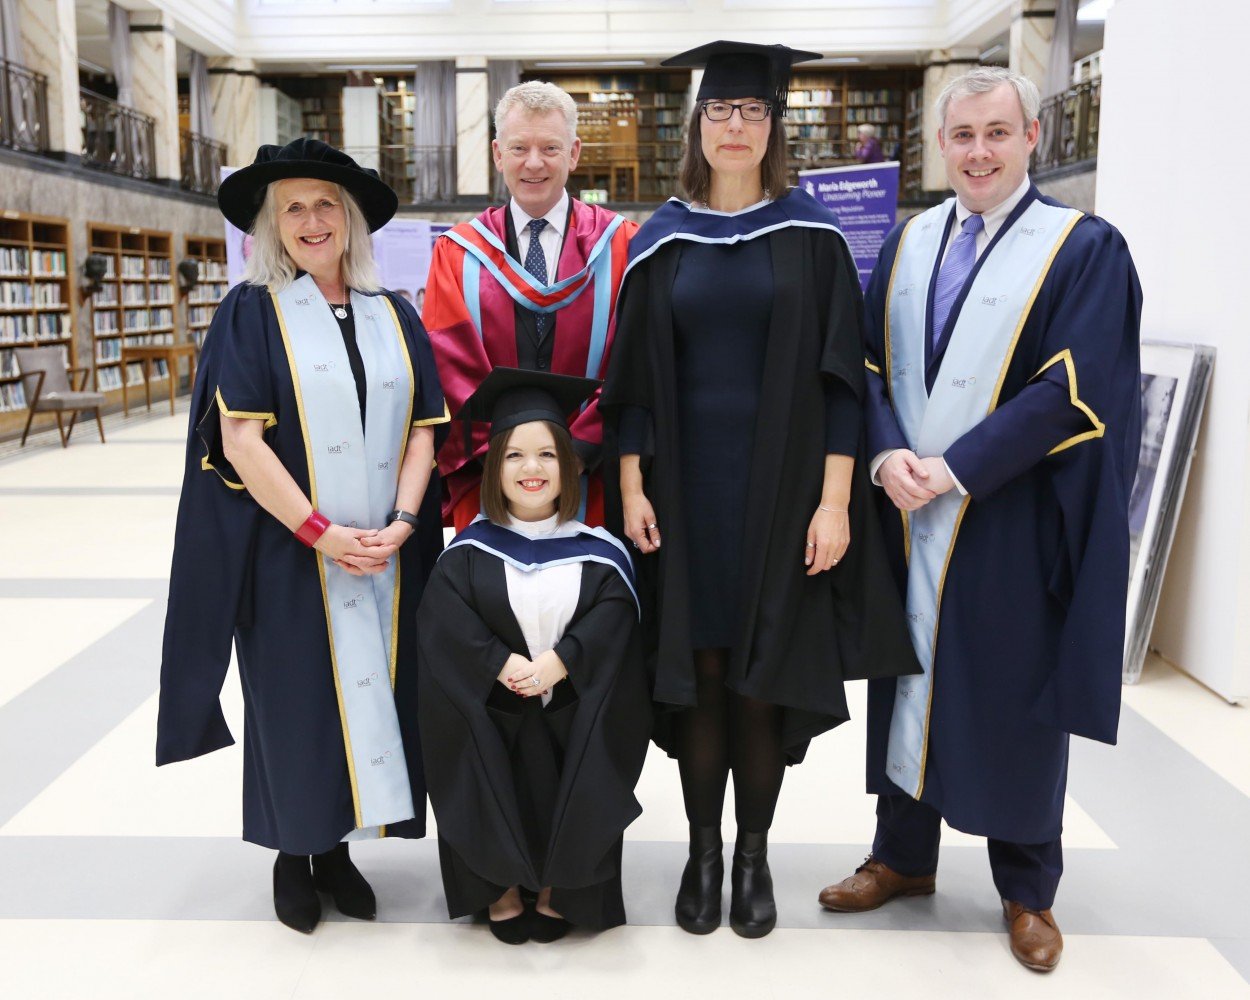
<box><xmin>424</xmin><ymin>81</ymin><xmax>638</xmax><ymax>529</ymax></box>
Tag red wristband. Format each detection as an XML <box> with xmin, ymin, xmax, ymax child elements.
<box><xmin>295</xmin><ymin>510</ymin><xmax>331</xmax><ymax>547</ymax></box>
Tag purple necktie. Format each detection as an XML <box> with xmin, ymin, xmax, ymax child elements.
<box><xmin>931</xmin><ymin>213</ymin><xmax>984</xmax><ymax>347</ymax></box>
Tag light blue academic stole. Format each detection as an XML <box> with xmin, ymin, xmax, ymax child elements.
<box><xmin>883</xmin><ymin>197</ymin><xmax>1081</xmax><ymax>800</ymax></box>
<box><xmin>271</xmin><ymin>274</ymin><xmax>417</xmax><ymax>835</ymax></box>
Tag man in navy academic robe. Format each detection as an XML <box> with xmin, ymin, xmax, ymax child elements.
<box><xmin>816</xmin><ymin>67</ymin><xmax>1142</xmax><ymax>973</ymax></box>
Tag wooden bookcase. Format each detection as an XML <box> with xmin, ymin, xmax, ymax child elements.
<box><xmin>377</xmin><ymin>84</ymin><xmax>410</xmax><ymax>201</ymax></box>
<box><xmin>0</xmin><ymin>211</ymin><xmax>76</xmax><ymax>432</ymax></box>
<box><xmin>787</xmin><ymin>69</ymin><xmax>921</xmax><ymax>179</ymax></box>
<box><xmin>903</xmin><ymin>87</ymin><xmax>925</xmax><ymax>197</ymax></box>
<box><xmin>184</xmin><ymin>235</ymin><xmax>227</xmax><ymax>350</ymax></box>
<box><xmin>522</xmin><ymin>70</ymin><xmax>691</xmax><ymax>202</ymax></box>
<box><xmin>87</xmin><ymin>225</ymin><xmax>175</xmax><ymax>395</ymax></box>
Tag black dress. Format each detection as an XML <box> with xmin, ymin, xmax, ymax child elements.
<box><xmin>603</xmin><ymin>191</ymin><xmax>919</xmax><ymax>763</ymax></box>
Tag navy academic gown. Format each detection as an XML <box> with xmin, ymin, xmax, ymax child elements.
<box><xmin>156</xmin><ymin>281</ymin><xmax>446</xmax><ymax>855</ymax></box>
<box><xmin>862</xmin><ymin>186</ymin><xmax>1143</xmax><ymax>844</ymax></box>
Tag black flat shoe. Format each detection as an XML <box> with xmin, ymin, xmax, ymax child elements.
<box><xmin>528</xmin><ymin>908</ymin><xmax>570</xmax><ymax>943</ymax></box>
<box><xmin>482</xmin><ymin>908</ymin><xmax>530</xmax><ymax>945</ymax></box>
<box><xmin>312</xmin><ymin>842</ymin><xmax>376</xmax><ymax>920</ymax></box>
<box><xmin>273</xmin><ymin>852</ymin><xmax>321</xmax><ymax>934</ymax></box>
<box><xmin>675</xmin><ymin>824</ymin><xmax>723</xmax><ymax>935</ymax></box>
<box><xmin>730</xmin><ymin>829</ymin><xmax>776</xmax><ymax>939</ymax></box>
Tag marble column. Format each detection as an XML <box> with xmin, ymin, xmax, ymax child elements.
<box><xmin>208</xmin><ymin>57</ymin><xmax>259</xmax><ymax>167</ymax></box>
<box><xmin>920</xmin><ymin>49</ymin><xmax>980</xmax><ymax>191</ymax></box>
<box><xmin>342</xmin><ymin>86</ymin><xmax>381</xmax><ymax>170</ymax></box>
<box><xmin>16</xmin><ymin>0</ymin><xmax>80</xmax><ymax>157</ymax></box>
<box><xmin>455</xmin><ymin>55</ymin><xmax>490</xmax><ymax>198</ymax></box>
<box><xmin>128</xmin><ymin>9</ymin><xmax>181</xmax><ymax>184</ymax></box>
<box><xmin>1009</xmin><ymin>0</ymin><xmax>1055</xmax><ymax>93</ymax></box>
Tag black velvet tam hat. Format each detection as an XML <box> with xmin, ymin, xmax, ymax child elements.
<box><xmin>457</xmin><ymin>367</ymin><xmax>600</xmax><ymax>440</ymax></box>
<box><xmin>662</xmin><ymin>40</ymin><xmax>822</xmax><ymax>117</ymax></box>
<box><xmin>217</xmin><ymin>137</ymin><xmax>399</xmax><ymax>234</ymax></box>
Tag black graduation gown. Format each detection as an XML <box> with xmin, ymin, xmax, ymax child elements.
<box><xmin>156</xmin><ymin>281</ymin><xmax>447</xmax><ymax>855</ymax></box>
<box><xmin>417</xmin><ymin>544</ymin><xmax>650</xmax><ymax>930</ymax></box>
<box><xmin>601</xmin><ymin>194</ymin><xmax>919</xmax><ymax>764</ymax></box>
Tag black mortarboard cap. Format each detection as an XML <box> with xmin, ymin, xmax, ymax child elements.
<box><xmin>662</xmin><ymin>40</ymin><xmax>823</xmax><ymax>117</ymax></box>
<box><xmin>456</xmin><ymin>367</ymin><xmax>600</xmax><ymax>440</ymax></box>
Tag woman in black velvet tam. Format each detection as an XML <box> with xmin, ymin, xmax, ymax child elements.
<box><xmin>157</xmin><ymin>139</ymin><xmax>448</xmax><ymax>934</ymax></box>
<box><xmin>602</xmin><ymin>41</ymin><xmax>917</xmax><ymax>939</ymax></box>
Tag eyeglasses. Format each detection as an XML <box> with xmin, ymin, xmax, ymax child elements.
<box><xmin>701</xmin><ymin>100</ymin><xmax>772</xmax><ymax>122</ymax></box>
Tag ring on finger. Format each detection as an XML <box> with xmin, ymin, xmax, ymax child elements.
<box><xmin>805</xmin><ymin>542</ymin><xmax>815</xmax><ymax>549</ymax></box>
<box><xmin>647</xmin><ymin>523</ymin><xmax>657</xmax><ymax>531</ymax></box>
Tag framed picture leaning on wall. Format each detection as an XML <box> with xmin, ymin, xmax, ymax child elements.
<box><xmin>1123</xmin><ymin>340</ymin><xmax>1216</xmax><ymax>684</ymax></box>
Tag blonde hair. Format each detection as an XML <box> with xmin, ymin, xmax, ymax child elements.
<box><xmin>936</xmin><ymin>66</ymin><xmax>1040</xmax><ymax>132</ymax></box>
<box><xmin>494</xmin><ymin>81</ymin><xmax>579</xmax><ymax>144</ymax></box>
<box><xmin>242</xmin><ymin>182</ymin><xmax>381</xmax><ymax>293</ymax></box>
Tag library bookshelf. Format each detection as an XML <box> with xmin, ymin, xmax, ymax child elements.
<box><xmin>185</xmin><ymin>236</ymin><xmax>227</xmax><ymax>350</ymax></box>
<box><xmin>86</xmin><ymin>224</ymin><xmax>176</xmax><ymax>399</ymax></box>
<box><xmin>0</xmin><ymin>211</ymin><xmax>77</xmax><ymax>436</ymax></box>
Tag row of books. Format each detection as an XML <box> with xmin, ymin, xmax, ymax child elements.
<box><xmin>848</xmin><ymin>89</ymin><xmax>902</xmax><ymax>104</ymax></box>
<box><xmin>0</xmin><ymin>247</ymin><xmax>61</xmax><ymax>275</ymax></box>
<box><xmin>0</xmin><ymin>281</ymin><xmax>33</xmax><ymax>306</ymax></box>
<box><xmin>0</xmin><ymin>381</ymin><xmax>27</xmax><ymax>411</ymax></box>
<box><xmin>123</xmin><ymin>332</ymin><xmax>175</xmax><ymax>348</ymax></box>
<box><xmin>189</xmin><ymin>306</ymin><xmax>216</xmax><ymax>327</ymax></box>
<box><xmin>94</xmin><ymin>313</ymin><xmax>119</xmax><ymax>334</ymax></box>
<box><xmin>847</xmin><ymin>107</ymin><xmax>897</xmax><ymax>124</ymax></box>
<box><xmin>200</xmin><ymin>261</ymin><xmax>227</xmax><ymax>281</ymax></box>
<box><xmin>1</xmin><ymin>313</ymin><xmax>69</xmax><ymax>343</ymax></box>
<box><xmin>188</xmin><ymin>282</ymin><xmax>228</xmax><ymax>305</ymax></box>
<box><xmin>790</xmin><ymin>89</ymin><xmax>839</xmax><ymax>106</ymax></box>
<box><xmin>96</xmin><ymin>361</ymin><xmax>167</xmax><ymax>390</ymax></box>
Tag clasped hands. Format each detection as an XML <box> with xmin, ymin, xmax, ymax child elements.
<box><xmin>879</xmin><ymin>450</ymin><xmax>955</xmax><ymax>511</ymax></box>
<box><xmin>497</xmin><ymin>651</ymin><xmax>568</xmax><ymax>698</ymax></box>
<box><xmin>314</xmin><ymin>521</ymin><xmax>413</xmax><ymax>576</ymax></box>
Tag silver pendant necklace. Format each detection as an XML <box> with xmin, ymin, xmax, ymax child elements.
<box><xmin>327</xmin><ymin>299</ymin><xmax>349</xmax><ymax>320</ymax></box>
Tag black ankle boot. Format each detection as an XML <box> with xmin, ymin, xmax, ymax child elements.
<box><xmin>730</xmin><ymin>829</ymin><xmax>776</xmax><ymax>939</ymax></box>
<box><xmin>675</xmin><ymin>824</ymin><xmax>723</xmax><ymax>934</ymax></box>
<box><xmin>273</xmin><ymin>851</ymin><xmax>321</xmax><ymax>933</ymax></box>
<box><xmin>312</xmin><ymin>842</ymin><xmax>376</xmax><ymax>920</ymax></box>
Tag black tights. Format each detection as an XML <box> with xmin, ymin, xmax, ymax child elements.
<box><xmin>676</xmin><ymin>648</ymin><xmax>786</xmax><ymax>833</ymax></box>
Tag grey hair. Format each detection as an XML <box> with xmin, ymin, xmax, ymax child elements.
<box><xmin>494</xmin><ymin>81</ymin><xmax>579</xmax><ymax>144</ymax></box>
<box><xmin>857</xmin><ymin>123</ymin><xmax>877</xmax><ymax>137</ymax></box>
<box><xmin>935</xmin><ymin>66</ymin><xmax>1040</xmax><ymax>131</ymax></box>
<box><xmin>242</xmin><ymin>181</ymin><xmax>381</xmax><ymax>293</ymax></box>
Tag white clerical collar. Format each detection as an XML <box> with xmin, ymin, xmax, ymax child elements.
<box><xmin>954</xmin><ymin>175</ymin><xmax>1032</xmax><ymax>242</ymax></box>
<box><xmin>509</xmin><ymin>191</ymin><xmax>569</xmax><ymax>241</ymax></box>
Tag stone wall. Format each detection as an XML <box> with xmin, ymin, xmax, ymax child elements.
<box><xmin>0</xmin><ymin>152</ymin><xmax>223</xmax><ymax>404</ymax></box>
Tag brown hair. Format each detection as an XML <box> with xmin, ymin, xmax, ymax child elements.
<box><xmin>480</xmin><ymin>420</ymin><xmax>582</xmax><ymax>525</ymax></box>
<box><xmin>679</xmin><ymin>103</ymin><xmax>790</xmax><ymax>205</ymax></box>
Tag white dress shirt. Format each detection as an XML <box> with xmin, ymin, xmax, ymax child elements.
<box><xmin>503</xmin><ymin>512</ymin><xmax>583</xmax><ymax>705</ymax></box>
<box><xmin>871</xmin><ymin>175</ymin><xmax>1034</xmax><ymax>496</ymax></box>
<box><xmin>509</xmin><ymin>191</ymin><xmax>569</xmax><ymax>281</ymax></box>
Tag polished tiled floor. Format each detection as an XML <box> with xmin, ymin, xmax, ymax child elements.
<box><xmin>2</xmin><ymin>404</ymin><xmax>1249</xmax><ymax>999</ymax></box>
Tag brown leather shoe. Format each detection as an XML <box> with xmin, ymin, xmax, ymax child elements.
<box><xmin>817</xmin><ymin>856</ymin><xmax>936</xmax><ymax>913</ymax></box>
<box><xmin>1002</xmin><ymin>899</ymin><xmax>1063</xmax><ymax>972</ymax></box>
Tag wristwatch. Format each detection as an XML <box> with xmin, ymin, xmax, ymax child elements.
<box><xmin>387</xmin><ymin>509</ymin><xmax>419</xmax><ymax>529</ymax></box>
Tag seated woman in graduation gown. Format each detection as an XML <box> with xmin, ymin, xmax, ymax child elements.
<box><xmin>418</xmin><ymin>368</ymin><xmax>651</xmax><ymax>944</ymax></box>
<box><xmin>156</xmin><ymin>139</ymin><xmax>449</xmax><ymax>934</ymax></box>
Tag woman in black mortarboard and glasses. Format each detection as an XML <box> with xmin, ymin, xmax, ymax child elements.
<box><xmin>601</xmin><ymin>41</ymin><xmax>918</xmax><ymax>939</ymax></box>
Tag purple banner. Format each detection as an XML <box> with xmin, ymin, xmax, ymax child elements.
<box><xmin>799</xmin><ymin>161</ymin><xmax>900</xmax><ymax>291</ymax></box>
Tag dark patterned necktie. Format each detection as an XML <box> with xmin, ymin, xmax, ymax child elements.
<box><xmin>931</xmin><ymin>213</ymin><xmax>984</xmax><ymax>347</ymax></box>
<box><xmin>524</xmin><ymin>217</ymin><xmax>550</xmax><ymax>339</ymax></box>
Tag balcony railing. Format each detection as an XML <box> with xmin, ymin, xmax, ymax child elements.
<box><xmin>1032</xmin><ymin>79</ymin><xmax>1100</xmax><ymax>174</ymax></box>
<box><xmin>180</xmin><ymin>129</ymin><xmax>228</xmax><ymax>196</ymax></box>
<box><xmin>0</xmin><ymin>58</ymin><xmax>49</xmax><ymax>153</ymax></box>
<box><xmin>80</xmin><ymin>89</ymin><xmax>156</xmax><ymax>180</ymax></box>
